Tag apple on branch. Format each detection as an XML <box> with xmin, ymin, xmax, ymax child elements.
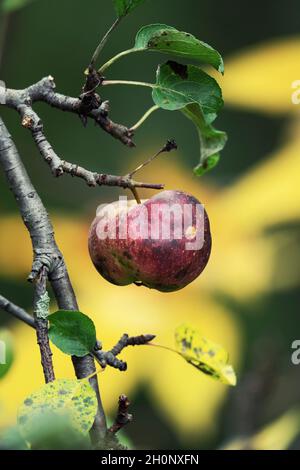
<box><xmin>88</xmin><ymin>190</ymin><xmax>211</xmax><ymax>292</ymax></box>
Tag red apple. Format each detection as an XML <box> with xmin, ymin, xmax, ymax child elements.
<box><xmin>88</xmin><ymin>190</ymin><xmax>211</xmax><ymax>292</ymax></box>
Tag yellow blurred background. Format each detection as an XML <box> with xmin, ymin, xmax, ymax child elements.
<box><xmin>0</xmin><ymin>0</ymin><xmax>300</xmax><ymax>450</ymax></box>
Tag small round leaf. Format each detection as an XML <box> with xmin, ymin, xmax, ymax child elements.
<box><xmin>48</xmin><ymin>310</ymin><xmax>96</xmax><ymax>357</ymax></box>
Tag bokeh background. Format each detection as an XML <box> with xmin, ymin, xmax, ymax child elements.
<box><xmin>0</xmin><ymin>0</ymin><xmax>300</xmax><ymax>450</ymax></box>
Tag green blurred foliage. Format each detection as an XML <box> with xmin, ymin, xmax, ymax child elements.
<box><xmin>1</xmin><ymin>0</ymin><xmax>36</xmax><ymax>13</ymax></box>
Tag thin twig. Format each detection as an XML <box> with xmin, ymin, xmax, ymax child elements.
<box><xmin>62</xmin><ymin>162</ymin><xmax>164</xmax><ymax>190</ymax></box>
<box><xmin>128</xmin><ymin>139</ymin><xmax>178</xmax><ymax>178</ymax></box>
<box><xmin>93</xmin><ymin>351</ymin><xmax>128</xmax><ymax>371</ymax></box>
<box><xmin>93</xmin><ymin>334</ymin><xmax>156</xmax><ymax>371</ymax></box>
<box><xmin>0</xmin><ymin>295</ymin><xmax>35</xmax><ymax>328</ymax></box>
<box><xmin>3</xmin><ymin>77</ymin><xmax>164</xmax><ymax>190</ymax></box>
<box><xmin>0</xmin><ymin>293</ymin><xmax>155</xmax><ymax>378</ymax></box>
<box><xmin>33</xmin><ymin>266</ymin><xmax>55</xmax><ymax>384</ymax></box>
<box><xmin>108</xmin><ymin>395</ymin><xmax>132</xmax><ymax>434</ymax></box>
<box><xmin>110</xmin><ymin>333</ymin><xmax>156</xmax><ymax>355</ymax></box>
<box><xmin>4</xmin><ymin>76</ymin><xmax>135</xmax><ymax>147</ymax></box>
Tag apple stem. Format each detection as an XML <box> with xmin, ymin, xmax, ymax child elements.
<box><xmin>130</xmin><ymin>186</ymin><xmax>142</xmax><ymax>204</ymax></box>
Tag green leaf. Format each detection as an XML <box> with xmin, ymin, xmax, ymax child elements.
<box><xmin>152</xmin><ymin>61</ymin><xmax>227</xmax><ymax>174</ymax></box>
<box><xmin>183</xmin><ymin>103</ymin><xmax>227</xmax><ymax>176</ymax></box>
<box><xmin>153</xmin><ymin>61</ymin><xmax>223</xmax><ymax>114</ymax></box>
<box><xmin>2</xmin><ymin>0</ymin><xmax>35</xmax><ymax>12</ymax></box>
<box><xmin>175</xmin><ymin>324</ymin><xmax>237</xmax><ymax>386</ymax></box>
<box><xmin>112</xmin><ymin>0</ymin><xmax>145</xmax><ymax>17</ymax></box>
<box><xmin>0</xmin><ymin>329</ymin><xmax>14</xmax><ymax>380</ymax></box>
<box><xmin>18</xmin><ymin>378</ymin><xmax>98</xmax><ymax>442</ymax></box>
<box><xmin>48</xmin><ymin>310</ymin><xmax>96</xmax><ymax>357</ymax></box>
<box><xmin>134</xmin><ymin>24</ymin><xmax>224</xmax><ymax>73</ymax></box>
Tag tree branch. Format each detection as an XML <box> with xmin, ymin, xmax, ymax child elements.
<box><xmin>0</xmin><ymin>295</ymin><xmax>34</xmax><ymax>327</ymax></box>
<box><xmin>0</xmin><ymin>117</ymin><xmax>106</xmax><ymax>445</ymax></box>
<box><xmin>108</xmin><ymin>394</ymin><xmax>132</xmax><ymax>434</ymax></box>
<box><xmin>4</xmin><ymin>76</ymin><xmax>135</xmax><ymax>147</ymax></box>
<box><xmin>0</xmin><ymin>293</ymin><xmax>153</xmax><ymax>450</ymax></box>
<box><xmin>93</xmin><ymin>333</ymin><xmax>155</xmax><ymax>371</ymax></box>
<box><xmin>33</xmin><ymin>266</ymin><xmax>55</xmax><ymax>384</ymax></box>
<box><xmin>0</xmin><ymin>294</ymin><xmax>155</xmax><ymax>376</ymax></box>
<box><xmin>1</xmin><ymin>77</ymin><xmax>164</xmax><ymax>190</ymax></box>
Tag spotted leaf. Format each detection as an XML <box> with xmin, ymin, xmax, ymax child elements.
<box><xmin>175</xmin><ymin>324</ymin><xmax>236</xmax><ymax>386</ymax></box>
<box><xmin>134</xmin><ymin>24</ymin><xmax>224</xmax><ymax>73</ymax></box>
<box><xmin>18</xmin><ymin>378</ymin><xmax>97</xmax><ymax>442</ymax></box>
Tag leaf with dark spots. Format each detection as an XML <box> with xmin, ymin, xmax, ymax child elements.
<box><xmin>152</xmin><ymin>61</ymin><xmax>226</xmax><ymax>174</ymax></box>
<box><xmin>18</xmin><ymin>379</ymin><xmax>98</xmax><ymax>441</ymax></box>
<box><xmin>181</xmin><ymin>338</ymin><xmax>191</xmax><ymax>351</ymax></box>
<box><xmin>83</xmin><ymin>397</ymin><xmax>93</xmax><ymax>405</ymax></box>
<box><xmin>133</xmin><ymin>24</ymin><xmax>224</xmax><ymax>72</ymax></box>
<box><xmin>24</xmin><ymin>398</ymin><xmax>33</xmax><ymax>406</ymax></box>
<box><xmin>175</xmin><ymin>324</ymin><xmax>237</xmax><ymax>386</ymax></box>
